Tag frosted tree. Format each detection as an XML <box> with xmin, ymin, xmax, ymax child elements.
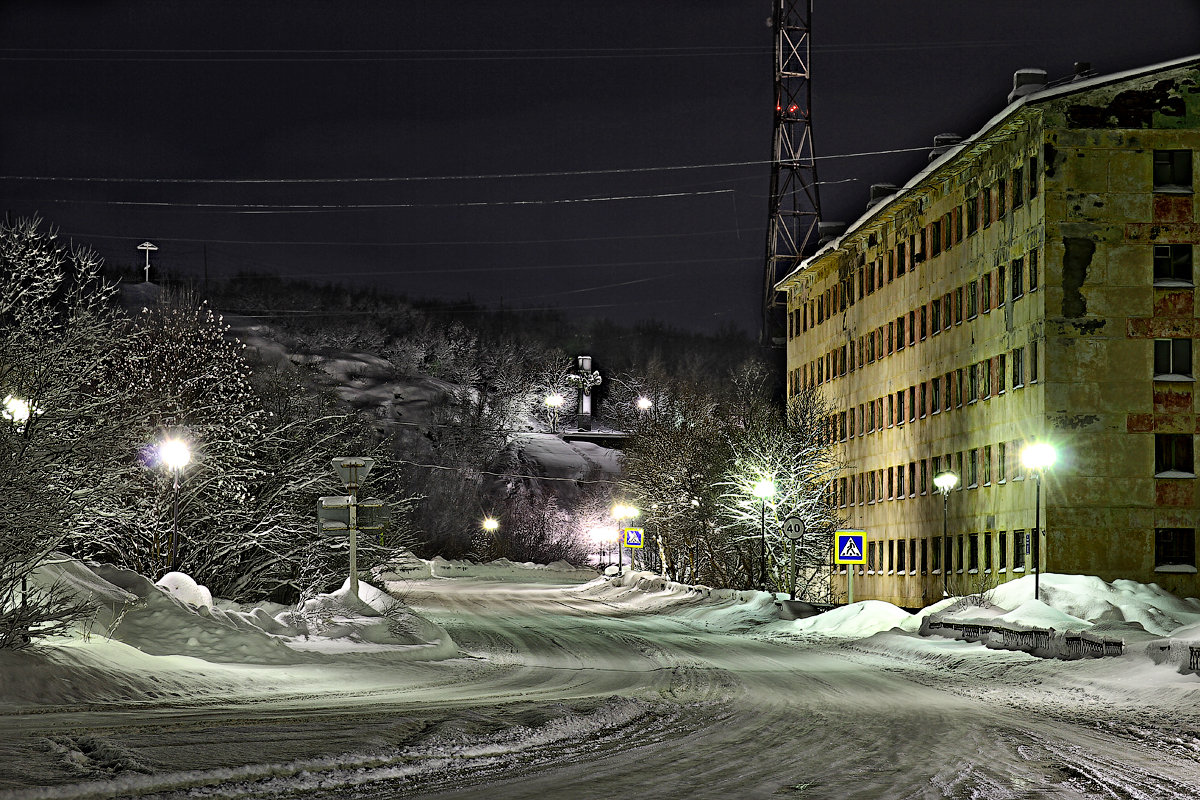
<box><xmin>0</xmin><ymin>218</ymin><xmax>136</xmax><ymax>646</ymax></box>
<box><xmin>714</xmin><ymin>374</ymin><xmax>840</xmax><ymax>595</ymax></box>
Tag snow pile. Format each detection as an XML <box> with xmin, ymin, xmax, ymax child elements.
<box><xmin>791</xmin><ymin>600</ymin><xmax>913</xmax><ymax>638</ymax></box>
<box><xmin>426</xmin><ymin>556</ymin><xmax>598</xmax><ymax>583</ymax></box>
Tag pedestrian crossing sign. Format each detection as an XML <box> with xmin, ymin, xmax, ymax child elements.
<box><xmin>834</xmin><ymin>530</ymin><xmax>866</xmax><ymax>565</ymax></box>
<box><xmin>623</xmin><ymin>527</ymin><xmax>644</xmax><ymax>548</ymax></box>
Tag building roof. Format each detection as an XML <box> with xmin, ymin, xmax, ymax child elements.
<box><xmin>775</xmin><ymin>53</ymin><xmax>1200</xmax><ymax>290</ymax></box>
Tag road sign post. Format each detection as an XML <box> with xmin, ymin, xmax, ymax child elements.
<box><xmin>623</xmin><ymin>527</ymin><xmax>644</xmax><ymax>572</ymax></box>
<box><xmin>320</xmin><ymin>457</ymin><xmax>386</xmax><ymax>596</ymax></box>
<box><xmin>782</xmin><ymin>516</ymin><xmax>806</xmax><ymax>600</ymax></box>
<box><xmin>834</xmin><ymin>530</ymin><xmax>866</xmax><ymax>604</ymax></box>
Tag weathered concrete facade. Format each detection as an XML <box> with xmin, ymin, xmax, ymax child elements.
<box><xmin>778</xmin><ymin>57</ymin><xmax>1200</xmax><ymax>607</ymax></box>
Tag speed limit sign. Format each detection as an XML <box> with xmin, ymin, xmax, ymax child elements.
<box><xmin>782</xmin><ymin>516</ymin><xmax>806</xmax><ymax>540</ymax></box>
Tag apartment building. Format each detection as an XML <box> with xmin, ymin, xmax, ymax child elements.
<box><xmin>777</xmin><ymin>57</ymin><xmax>1200</xmax><ymax>607</ymax></box>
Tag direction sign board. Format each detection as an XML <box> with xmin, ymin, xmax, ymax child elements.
<box><xmin>623</xmin><ymin>527</ymin><xmax>645</xmax><ymax>548</ymax></box>
<box><xmin>782</xmin><ymin>516</ymin><xmax>806</xmax><ymax>541</ymax></box>
<box><xmin>834</xmin><ymin>530</ymin><xmax>867</xmax><ymax>565</ymax></box>
<box><xmin>316</xmin><ymin>495</ymin><xmax>388</xmax><ymax>532</ymax></box>
<box><xmin>331</xmin><ymin>456</ymin><xmax>374</xmax><ymax>489</ymax></box>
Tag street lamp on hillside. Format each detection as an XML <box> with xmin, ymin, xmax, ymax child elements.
<box><xmin>933</xmin><ymin>469</ymin><xmax>959</xmax><ymax>598</ymax></box>
<box><xmin>544</xmin><ymin>393</ymin><xmax>564</xmax><ymax>433</ymax></box>
<box><xmin>612</xmin><ymin>504</ymin><xmax>640</xmax><ymax>573</ymax></box>
<box><xmin>1020</xmin><ymin>442</ymin><xmax>1057</xmax><ymax>601</ymax></box>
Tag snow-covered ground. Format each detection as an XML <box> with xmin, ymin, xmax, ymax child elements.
<box><xmin>3</xmin><ymin>559</ymin><xmax>1200</xmax><ymax>798</ymax></box>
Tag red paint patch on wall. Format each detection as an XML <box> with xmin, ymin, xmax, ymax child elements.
<box><xmin>1153</xmin><ymin>389</ymin><xmax>1194</xmax><ymax>415</ymax></box>
<box><xmin>1155</xmin><ymin>480</ymin><xmax>1194</xmax><ymax>506</ymax></box>
<box><xmin>1153</xmin><ymin>291</ymin><xmax>1195</xmax><ymax>318</ymax></box>
<box><xmin>1153</xmin><ymin>195</ymin><xmax>1193</xmax><ymax>224</ymax></box>
<box><xmin>1127</xmin><ymin>413</ymin><xmax>1154</xmax><ymax>432</ymax></box>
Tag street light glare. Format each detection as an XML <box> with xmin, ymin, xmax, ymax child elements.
<box><xmin>544</xmin><ymin>393</ymin><xmax>564</xmax><ymax>408</ymax></box>
<box><xmin>752</xmin><ymin>479</ymin><xmax>776</xmax><ymax>499</ymax></box>
<box><xmin>636</xmin><ymin>396</ymin><xmax>653</xmax><ymax>411</ymax></box>
<box><xmin>611</xmin><ymin>504</ymin><xmax>640</xmax><ymax>520</ymax></box>
<box><xmin>482</xmin><ymin>517</ymin><xmax>499</xmax><ymax>531</ymax></box>
<box><xmin>2</xmin><ymin>394</ymin><xmax>42</xmax><ymax>426</ymax></box>
<box><xmin>933</xmin><ymin>470</ymin><xmax>959</xmax><ymax>493</ymax></box>
<box><xmin>1021</xmin><ymin>442</ymin><xmax>1057</xmax><ymax>471</ymax></box>
<box><xmin>160</xmin><ymin>438</ymin><xmax>191</xmax><ymax>470</ymax></box>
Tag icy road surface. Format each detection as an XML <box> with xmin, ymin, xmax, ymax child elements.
<box><xmin>4</xmin><ymin>575</ymin><xmax>1200</xmax><ymax>799</ymax></box>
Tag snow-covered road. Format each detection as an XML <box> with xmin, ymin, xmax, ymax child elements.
<box><xmin>4</xmin><ymin>575</ymin><xmax>1200</xmax><ymax>799</ymax></box>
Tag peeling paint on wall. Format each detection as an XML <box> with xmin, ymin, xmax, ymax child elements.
<box><xmin>1061</xmin><ymin>237</ymin><xmax>1095</xmax><ymax>318</ymax></box>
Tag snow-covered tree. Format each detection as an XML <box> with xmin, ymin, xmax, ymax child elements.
<box><xmin>0</xmin><ymin>218</ymin><xmax>136</xmax><ymax>646</ymax></box>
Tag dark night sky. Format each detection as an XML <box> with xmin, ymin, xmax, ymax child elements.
<box><xmin>2</xmin><ymin>1</ymin><xmax>1198</xmax><ymax>333</ymax></box>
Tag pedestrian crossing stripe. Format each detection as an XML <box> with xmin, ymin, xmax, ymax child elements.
<box><xmin>623</xmin><ymin>527</ymin><xmax>644</xmax><ymax>548</ymax></box>
<box><xmin>834</xmin><ymin>530</ymin><xmax>867</xmax><ymax>564</ymax></box>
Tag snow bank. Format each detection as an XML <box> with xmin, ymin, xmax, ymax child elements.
<box><xmin>790</xmin><ymin>600</ymin><xmax>912</xmax><ymax>638</ymax></box>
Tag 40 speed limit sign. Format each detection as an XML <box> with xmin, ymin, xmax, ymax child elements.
<box><xmin>782</xmin><ymin>516</ymin><xmax>806</xmax><ymax>540</ymax></box>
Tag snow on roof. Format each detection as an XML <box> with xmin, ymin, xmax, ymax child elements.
<box><xmin>776</xmin><ymin>52</ymin><xmax>1200</xmax><ymax>289</ymax></box>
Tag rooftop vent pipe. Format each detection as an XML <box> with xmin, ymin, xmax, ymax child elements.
<box><xmin>1072</xmin><ymin>61</ymin><xmax>1093</xmax><ymax>81</ymax></box>
<box><xmin>867</xmin><ymin>183</ymin><xmax>899</xmax><ymax>210</ymax></box>
<box><xmin>817</xmin><ymin>221</ymin><xmax>846</xmax><ymax>246</ymax></box>
<box><xmin>1007</xmin><ymin>68</ymin><xmax>1048</xmax><ymax>104</ymax></box>
<box><xmin>928</xmin><ymin>133</ymin><xmax>961</xmax><ymax>162</ymax></box>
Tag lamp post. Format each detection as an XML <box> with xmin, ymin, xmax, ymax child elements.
<box><xmin>1020</xmin><ymin>442</ymin><xmax>1057</xmax><ymax>601</ymax></box>
<box><xmin>4</xmin><ymin>395</ymin><xmax>42</xmax><ymax>606</ymax></box>
<box><xmin>544</xmin><ymin>393</ymin><xmax>564</xmax><ymax>433</ymax></box>
<box><xmin>933</xmin><ymin>469</ymin><xmax>959</xmax><ymax>598</ymax></box>
<box><xmin>753</xmin><ymin>479</ymin><xmax>776</xmax><ymax>591</ymax></box>
<box><xmin>612</xmin><ymin>504</ymin><xmax>640</xmax><ymax>573</ymax></box>
<box><xmin>159</xmin><ymin>437</ymin><xmax>191</xmax><ymax>572</ymax></box>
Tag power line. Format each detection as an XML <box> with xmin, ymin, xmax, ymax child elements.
<box><xmin>20</xmin><ymin>189</ymin><xmax>733</xmax><ymax>214</ymax></box>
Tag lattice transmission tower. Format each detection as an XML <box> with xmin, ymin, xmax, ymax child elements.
<box><xmin>762</xmin><ymin>0</ymin><xmax>821</xmax><ymax>345</ymax></box>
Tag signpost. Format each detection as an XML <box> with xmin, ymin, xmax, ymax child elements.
<box><xmin>317</xmin><ymin>457</ymin><xmax>388</xmax><ymax>596</ymax></box>
<box><xmin>834</xmin><ymin>529</ymin><xmax>867</xmax><ymax>604</ymax></box>
<box><xmin>782</xmin><ymin>515</ymin><xmax>806</xmax><ymax>600</ymax></box>
<box><xmin>623</xmin><ymin>527</ymin><xmax>644</xmax><ymax>572</ymax></box>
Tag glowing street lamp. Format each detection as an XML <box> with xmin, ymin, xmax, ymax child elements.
<box><xmin>636</xmin><ymin>396</ymin><xmax>653</xmax><ymax>413</ymax></box>
<box><xmin>612</xmin><ymin>504</ymin><xmax>640</xmax><ymax>573</ymax></box>
<box><xmin>1020</xmin><ymin>442</ymin><xmax>1057</xmax><ymax>601</ymax></box>
<box><xmin>753</xmin><ymin>478</ymin><xmax>776</xmax><ymax>591</ymax></box>
<box><xmin>2</xmin><ymin>394</ymin><xmax>42</xmax><ymax>430</ymax></box>
<box><xmin>933</xmin><ymin>470</ymin><xmax>959</xmax><ymax>598</ymax></box>
<box><xmin>544</xmin><ymin>393</ymin><xmax>564</xmax><ymax>434</ymax></box>
<box><xmin>159</xmin><ymin>437</ymin><xmax>191</xmax><ymax>572</ymax></box>
<box><xmin>482</xmin><ymin>517</ymin><xmax>499</xmax><ymax>533</ymax></box>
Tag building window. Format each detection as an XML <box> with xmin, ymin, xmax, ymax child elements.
<box><xmin>918</xmin><ymin>306</ymin><xmax>927</xmax><ymax>341</ymax></box>
<box><xmin>1014</xmin><ymin>530</ymin><xmax>1027</xmax><ymax>570</ymax></box>
<box><xmin>998</xmin><ymin>354</ymin><xmax>1006</xmax><ymax>393</ymax></box>
<box><xmin>968</xmin><ymin>449</ymin><xmax>979</xmax><ymax>487</ymax></box>
<box><xmin>998</xmin><ymin>442</ymin><xmax>1007</xmax><ymax>483</ymax></box>
<box><xmin>997</xmin><ymin>265</ymin><xmax>1006</xmax><ymax>307</ymax></box>
<box><xmin>920</xmin><ymin>460</ymin><xmax>928</xmax><ymax>494</ymax></box>
<box><xmin>1155</xmin><ymin>433</ymin><xmax>1195</xmax><ymax>477</ymax></box>
<box><xmin>981</xmin><ymin>359</ymin><xmax>991</xmax><ymax>398</ymax></box>
<box><xmin>983</xmin><ymin>445</ymin><xmax>993</xmax><ymax>485</ymax></box>
<box><xmin>1154</xmin><ymin>244</ymin><xmax>1194</xmax><ymax>286</ymax></box>
<box><xmin>931</xmin><ymin>220</ymin><xmax>942</xmax><ymax>257</ymax></box>
<box><xmin>957</xmin><ymin>534</ymin><xmax>966</xmax><ymax>573</ymax></box>
<box><xmin>982</xmin><ymin>187</ymin><xmax>992</xmax><ymax>227</ymax></box>
<box><xmin>1028</xmin><ymin>155</ymin><xmax>1039</xmax><ymax>199</ymax></box>
<box><xmin>955</xmin><ymin>369</ymin><xmax>964</xmax><ymax>408</ymax></box>
<box><xmin>954</xmin><ymin>206</ymin><xmax>963</xmax><ymax>241</ymax></box>
<box><xmin>1029</xmin><ymin>249</ymin><xmax>1039</xmax><ymax>291</ymax></box>
<box><xmin>1031</xmin><ymin>340</ymin><xmax>1039</xmax><ymax>382</ymax></box>
<box><xmin>981</xmin><ymin>274</ymin><xmax>992</xmax><ymax>313</ymax></box>
<box><xmin>968</xmin><ymin>363</ymin><xmax>979</xmax><ymax>402</ymax></box>
<box><xmin>868</xmin><ymin>541</ymin><xmax>877</xmax><ymax>572</ymax></box>
<box><xmin>1012</xmin><ymin>257</ymin><xmax>1024</xmax><ymax>300</ymax></box>
<box><xmin>967</xmin><ymin>196</ymin><xmax>978</xmax><ymax>236</ymax></box>
<box><xmin>908</xmin><ymin>311</ymin><xmax>916</xmax><ymax>346</ymax></box>
<box><xmin>931</xmin><ymin>299</ymin><xmax>941</xmax><ymax>334</ymax></box>
<box><xmin>1154</xmin><ymin>339</ymin><xmax>1192</xmax><ymax>380</ymax></box>
<box><xmin>919</xmin><ymin>383</ymin><xmax>928</xmax><ymax>418</ymax></box>
<box><xmin>1012</xmin><ymin>167</ymin><xmax>1023</xmax><ymax>209</ymax></box>
<box><xmin>908</xmin><ymin>387</ymin><xmax>916</xmax><ymax>422</ymax></box>
<box><xmin>997</xmin><ymin>178</ymin><xmax>1007</xmax><ymax>218</ymax></box>
<box><xmin>968</xmin><ymin>281</ymin><xmax>978</xmax><ymax>319</ymax></box>
<box><xmin>983</xmin><ymin>532</ymin><xmax>993</xmax><ymax>572</ymax></box>
<box><xmin>1155</xmin><ymin>528</ymin><xmax>1196</xmax><ymax>568</ymax></box>
<box><xmin>897</xmin><ymin>466</ymin><xmax>905</xmax><ymax>498</ymax></box>
<box><xmin>942</xmin><ymin>294</ymin><xmax>952</xmax><ymax>330</ymax></box>
<box><xmin>955</xmin><ymin>287</ymin><xmax>964</xmax><ymax>324</ymax></box>
<box><xmin>1154</xmin><ymin>149</ymin><xmax>1193</xmax><ymax>192</ymax></box>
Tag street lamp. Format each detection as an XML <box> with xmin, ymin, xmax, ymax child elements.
<box><xmin>753</xmin><ymin>478</ymin><xmax>776</xmax><ymax>591</ymax></box>
<box><xmin>612</xmin><ymin>503</ymin><xmax>640</xmax><ymax>573</ymax></box>
<box><xmin>2</xmin><ymin>394</ymin><xmax>42</xmax><ymax>430</ymax></box>
<box><xmin>159</xmin><ymin>437</ymin><xmax>191</xmax><ymax>572</ymax></box>
<box><xmin>544</xmin><ymin>393</ymin><xmax>564</xmax><ymax>433</ymax></box>
<box><xmin>1020</xmin><ymin>442</ymin><xmax>1057</xmax><ymax>601</ymax></box>
<box><xmin>933</xmin><ymin>469</ymin><xmax>959</xmax><ymax>598</ymax></box>
<box><xmin>636</xmin><ymin>396</ymin><xmax>653</xmax><ymax>413</ymax></box>
<box><xmin>482</xmin><ymin>517</ymin><xmax>499</xmax><ymax>532</ymax></box>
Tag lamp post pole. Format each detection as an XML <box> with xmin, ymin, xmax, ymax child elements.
<box><xmin>1020</xmin><ymin>442</ymin><xmax>1056</xmax><ymax>602</ymax></box>
<box><xmin>159</xmin><ymin>438</ymin><xmax>191</xmax><ymax>573</ymax></box>
<box><xmin>752</xmin><ymin>479</ymin><xmax>775</xmax><ymax>591</ymax></box>
<box><xmin>933</xmin><ymin>470</ymin><xmax>959</xmax><ymax>599</ymax></box>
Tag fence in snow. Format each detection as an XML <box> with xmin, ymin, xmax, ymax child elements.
<box><xmin>921</xmin><ymin>618</ymin><xmax>1124</xmax><ymax>659</ymax></box>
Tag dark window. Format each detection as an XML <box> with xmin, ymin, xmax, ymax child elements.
<box><xmin>1155</xmin><ymin>433</ymin><xmax>1195</xmax><ymax>475</ymax></box>
<box><xmin>997</xmin><ymin>265</ymin><xmax>1006</xmax><ymax>307</ymax></box>
<box><xmin>1154</xmin><ymin>339</ymin><xmax>1192</xmax><ymax>378</ymax></box>
<box><xmin>931</xmin><ymin>220</ymin><xmax>942</xmax><ymax>257</ymax></box>
<box><xmin>931</xmin><ymin>377</ymin><xmax>941</xmax><ymax>411</ymax></box>
<box><xmin>1029</xmin><ymin>249</ymin><xmax>1039</xmax><ymax>291</ymax></box>
<box><xmin>908</xmin><ymin>311</ymin><xmax>916</xmax><ymax>346</ymax></box>
<box><xmin>955</xmin><ymin>287</ymin><xmax>964</xmax><ymax>324</ymax></box>
<box><xmin>1155</xmin><ymin>528</ymin><xmax>1196</xmax><ymax>568</ymax></box>
<box><xmin>943</xmin><ymin>295</ymin><xmax>952</xmax><ymax>330</ymax></box>
<box><xmin>1028</xmin><ymin>155</ymin><xmax>1038</xmax><ymax>198</ymax></box>
<box><xmin>919</xmin><ymin>306</ymin><xmax>927</xmax><ymax>340</ymax></box>
<box><xmin>997</xmin><ymin>178</ymin><xmax>1007</xmax><ymax>218</ymax></box>
<box><xmin>1012</xmin><ymin>167</ymin><xmax>1023</xmax><ymax>208</ymax></box>
<box><xmin>1013</xmin><ymin>530</ymin><xmax>1027</xmax><ymax>570</ymax></box>
<box><xmin>981</xmin><ymin>274</ymin><xmax>992</xmax><ymax>313</ymax></box>
<box><xmin>1154</xmin><ymin>244</ymin><xmax>1193</xmax><ymax>285</ymax></box>
<box><xmin>967</xmin><ymin>196</ymin><xmax>978</xmax><ymax>235</ymax></box>
<box><xmin>983</xmin><ymin>533</ymin><xmax>993</xmax><ymax>571</ymax></box>
<box><xmin>1154</xmin><ymin>150</ymin><xmax>1193</xmax><ymax>191</ymax></box>
<box><xmin>931</xmin><ymin>299</ymin><xmax>941</xmax><ymax>332</ymax></box>
<box><xmin>998</xmin><ymin>354</ymin><xmax>1006</xmax><ymax>393</ymax></box>
<box><xmin>968</xmin><ymin>281</ymin><xmax>978</xmax><ymax>318</ymax></box>
<box><xmin>1012</xmin><ymin>257</ymin><xmax>1024</xmax><ymax>300</ymax></box>
<box><xmin>999</xmin><ymin>531</ymin><xmax>1008</xmax><ymax>570</ymax></box>
<box><xmin>982</xmin><ymin>187</ymin><xmax>992</xmax><ymax>227</ymax></box>
<box><xmin>1031</xmin><ymin>340</ymin><xmax>1039</xmax><ymax>382</ymax></box>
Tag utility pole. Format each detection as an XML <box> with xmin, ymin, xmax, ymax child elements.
<box><xmin>763</xmin><ymin>0</ymin><xmax>821</xmax><ymax>345</ymax></box>
<box><xmin>138</xmin><ymin>241</ymin><xmax>158</xmax><ymax>282</ymax></box>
